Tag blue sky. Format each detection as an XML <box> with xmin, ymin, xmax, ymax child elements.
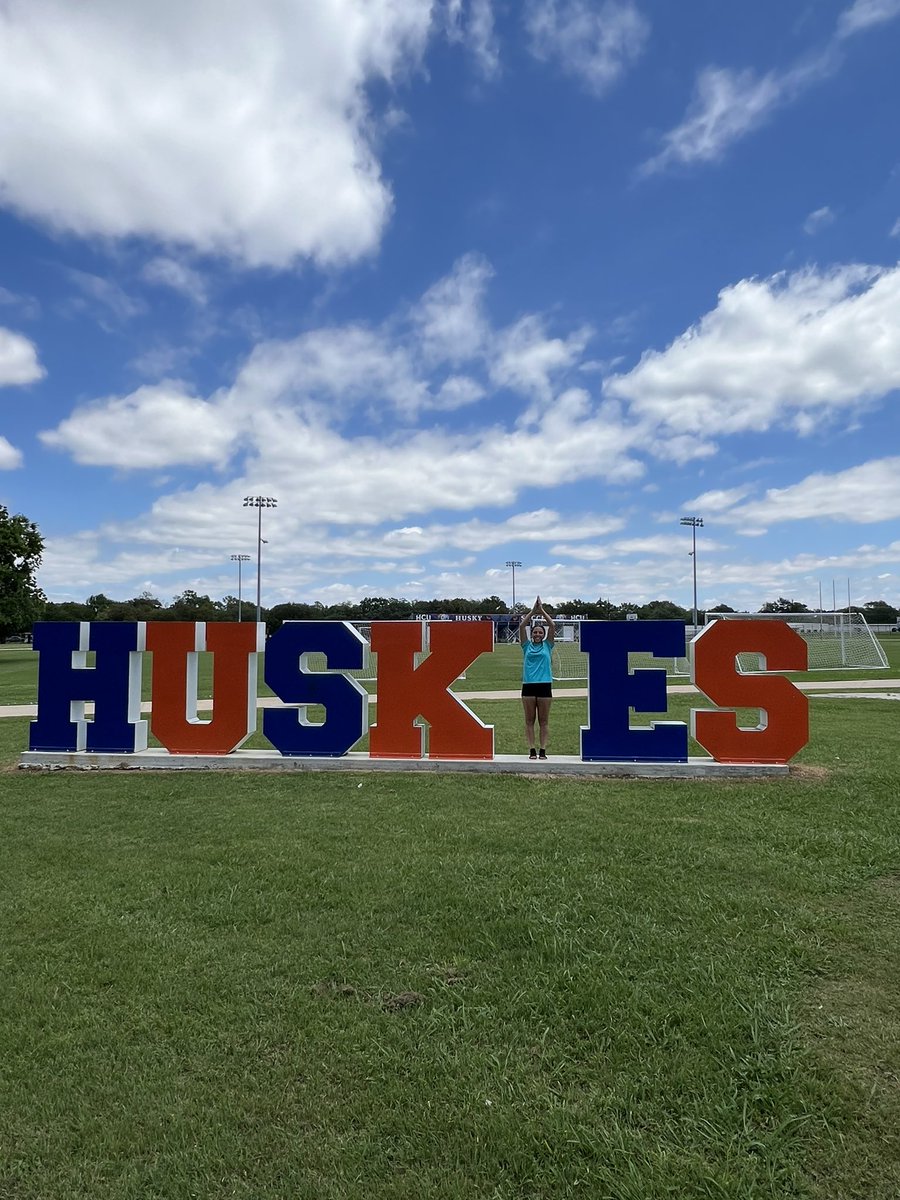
<box><xmin>1</xmin><ymin>0</ymin><xmax>899</xmax><ymax>613</ymax></box>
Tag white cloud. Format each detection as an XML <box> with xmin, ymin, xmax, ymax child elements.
<box><xmin>65</xmin><ymin>268</ymin><xmax>146</xmax><ymax>324</ymax></box>
<box><xmin>725</xmin><ymin>458</ymin><xmax>900</xmax><ymax>529</ymax></box>
<box><xmin>682</xmin><ymin>485</ymin><xmax>753</xmax><ymax>513</ymax></box>
<box><xmin>0</xmin><ymin>285</ymin><xmax>39</xmax><ymax>319</ymax></box>
<box><xmin>141</xmin><ymin>257</ymin><xmax>207</xmax><ymax>305</ymax></box>
<box><xmin>231</xmin><ymin>326</ymin><xmax>433</xmax><ymax>420</ymax></box>
<box><xmin>40</xmin><ymin>383</ymin><xmax>240</xmax><ymax>468</ymax></box>
<box><xmin>606</xmin><ymin>264</ymin><xmax>900</xmax><ymax>438</ymax></box>
<box><xmin>433</xmin><ymin>375</ymin><xmax>486</xmax><ymax>410</ymax></box>
<box><xmin>445</xmin><ymin>0</ymin><xmax>500</xmax><ymax>77</ymax></box>
<box><xmin>468</xmin><ymin>0</ymin><xmax>500</xmax><ymax>77</ymax></box>
<box><xmin>0</xmin><ymin>435</ymin><xmax>23</xmax><ymax>468</ymax></box>
<box><xmin>490</xmin><ymin>317</ymin><xmax>591</xmax><ymax>403</ymax></box>
<box><xmin>524</xmin><ymin>0</ymin><xmax>649</xmax><ymax>95</ymax></box>
<box><xmin>36</xmin><ymin>499</ymin><xmax>900</xmax><ymax>610</ymax></box>
<box><xmin>81</xmin><ymin>385</ymin><xmax>642</xmax><ymax>553</ymax></box>
<box><xmin>642</xmin><ymin>2</ymin><xmax>899</xmax><ymax>178</ymax></box>
<box><xmin>837</xmin><ymin>0</ymin><xmax>900</xmax><ymax>37</ymax></box>
<box><xmin>34</xmin><ymin>252</ymin><xmax>900</xmax><ymax>612</ymax></box>
<box><xmin>377</xmin><ymin>509</ymin><xmax>625</xmax><ymax>556</ymax></box>
<box><xmin>0</xmin><ymin>326</ymin><xmax>44</xmax><ymax>385</ymax></box>
<box><xmin>241</xmin><ymin>400</ymin><xmax>642</xmax><ymax>527</ymax></box>
<box><xmin>890</xmin><ymin>217</ymin><xmax>900</xmax><ymax>238</ymax></box>
<box><xmin>413</xmin><ymin>253</ymin><xmax>493</xmax><ymax>365</ymax></box>
<box><xmin>803</xmin><ymin>205</ymin><xmax>835</xmax><ymax>235</ymax></box>
<box><xmin>40</xmin><ymin>255</ymin><xmax>609</xmax><ymax>473</ymax></box>
<box><xmin>39</xmin><ymin>281</ymin><xmax>641</xmax><ymax>522</ymax></box>
<box><xmin>552</xmin><ymin>532</ymin><xmax>728</xmax><ymax>561</ymax></box>
<box><xmin>641</xmin><ymin>67</ymin><xmax>785</xmax><ymax>174</ymax></box>
<box><xmin>0</xmin><ymin>0</ymin><xmax>433</xmax><ymax>269</ymax></box>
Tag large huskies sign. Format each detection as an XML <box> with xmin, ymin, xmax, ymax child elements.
<box><xmin>27</xmin><ymin>619</ymin><xmax>809</xmax><ymax>765</ymax></box>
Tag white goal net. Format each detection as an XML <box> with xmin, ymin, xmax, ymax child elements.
<box><xmin>703</xmin><ymin>611</ymin><xmax>889</xmax><ymax>671</ymax></box>
<box><xmin>551</xmin><ymin>621</ymin><xmax>691</xmax><ymax>680</ymax></box>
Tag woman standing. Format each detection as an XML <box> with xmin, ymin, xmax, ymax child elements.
<box><xmin>519</xmin><ymin>595</ymin><xmax>555</xmax><ymax>759</ymax></box>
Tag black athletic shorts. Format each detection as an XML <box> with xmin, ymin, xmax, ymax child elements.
<box><xmin>521</xmin><ymin>682</ymin><xmax>553</xmax><ymax>698</ymax></box>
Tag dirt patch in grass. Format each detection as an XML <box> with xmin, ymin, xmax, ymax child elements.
<box><xmin>311</xmin><ymin>979</ymin><xmax>358</xmax><ymax>999</ymax></box>
<box><xmin>382</xmin><ymin>991</ymin><xmax>425</xmax><ymax>1012</ymax></box>
<box><xmin>790</xmin><ymin>763</ymin><xmax>832</xmax><ymax>783</ymax></box>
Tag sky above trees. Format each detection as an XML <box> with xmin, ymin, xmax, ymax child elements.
<box><xmin>1</xmin><ymin>0</ymin><xmax>899</xmax><ymax>613</ymax></box>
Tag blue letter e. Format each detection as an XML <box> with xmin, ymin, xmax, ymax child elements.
<box><xmin>580</xmin><ymin>620</ymin><xmax>688</xmax><ymax>762</ymax></box>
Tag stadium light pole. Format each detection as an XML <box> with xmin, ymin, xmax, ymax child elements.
<box><xmin>243</xmin><ymin>496</ymin><xmax>278</xmax><ymax>622</ymax></box>
<box><xmin>230</xmin><ymin>554</ymin><xmax>251</xmax><ymax>621</ymax></box>
<box><xmin>680</xmin><ymin>516</ymin><xmax>703</xmax><ymax>630</ymax></box>
<box><xmin>505</xmin><ymin>560</ymin><xmax>522</xmax><ymax>614</ymax></box>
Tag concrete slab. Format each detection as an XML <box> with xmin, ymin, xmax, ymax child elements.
<box><xmin>18</xmin><ymin>750</ymin><xmax>788</xmax><ymax>778</ymax></box>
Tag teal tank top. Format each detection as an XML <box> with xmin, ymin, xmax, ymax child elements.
<box><xmin>521</xmin><ymin>639</ymin><xmax>553</xmax><ymax>684</ymax></box>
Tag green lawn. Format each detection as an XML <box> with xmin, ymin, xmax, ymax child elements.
<box><xmin>2</xmin><ymin>690</ymin><xmax>899</xmax><ymax>1198</ymax></box>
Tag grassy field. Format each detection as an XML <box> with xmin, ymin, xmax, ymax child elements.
<box><xmin>2</xmin><ymin>666</ymin><xmax>899</xmax><ymax>1196</ymax></box>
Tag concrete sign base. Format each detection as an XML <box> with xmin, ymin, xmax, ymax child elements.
<box><xmin>19</xmin><ymin>750</ymin><xmax>789</xmax><ymax>778</ymax></box>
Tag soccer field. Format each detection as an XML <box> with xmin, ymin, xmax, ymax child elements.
<box><xmin>1</xmin><ymin>680</ymin><xmax>899</xmax><ymax>1198</ymax></box>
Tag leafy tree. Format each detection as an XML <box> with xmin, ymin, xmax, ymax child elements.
<box><xmin>86</xmin><ymin>593</ymin><xmax>114</xmax><ymax>619</ymax></box>
<box><xmin>101</xmin><ymin>593</ymin><xmax>165</xmax><ymax>622</ymax></box>
<box><xmin>594</xmin><ymin>598</ymin><xmax>620</xmax><ymax>620</ymax></box>
<box><xmin>443</xmin><ymin>597</ymin><xmax>480</xmax><ymax>614</ymax></box>
<box><xmin>479</xmin><ymin>595</ymin><xmax>508</xmax><ymax>614</ymax></box>
<box><xmin>267</xmin><ymin>601</ymin><xmax>327</xmax><ymax>631</ymax></box>
<box><xmin>323</xmin><ymin>602</ymin><xmax>354</xmax><ymax>620</ymax></box>
<box><xmin>170</xmin><ymin>590</ymin><xmax>224</xmax><ymax>621</ymax></box>
<box><xmin>43</xmin><ymin>600</ymin><xmax>92</xmax><ymax>622</ymax></box>
<box><xmin>759</xmin><ymin>598</ymin><xmax>810</xmax><ymax>614</ymax></box>
<box><xmin>638</xmin><ymin>599</ymin><xmax>690</xmax><ymax>623</ymax></box>
<box><xmin>219</xmin><ymin>594</ymin><xmax>242</xmax><ymax>621</ymax></box>
<box><xmin>862</xmin><ymin>600</ymin><xmax>898</xmax><ymax>624</ymax></box>
<box><xmin>707</xmin><ymin>603</ymin><xmax>736</xmax><ymax>614</ymax></box>
<box><xmin>554</xmin><ymin>599</ymin><xmax>588</xmax><ymax>617</ymax></box>
<box><xmin>129</xmin><ymin>591</ymin><xmax>164</xmax><ymax>618</ymax></box>
<box><xmin>357</xmin><ymin>596</ymin><xmax>414</xmax><ymax>620</ymax></box>
<box><xmin>0</xmin><ymin>505</ymin><xmax>45</xmax><ymax>638</ymax></box>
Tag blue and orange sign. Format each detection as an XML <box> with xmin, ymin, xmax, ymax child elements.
<box><xmin>27</xmin><ymin>619</ymin><xmax>809</xmax><ymax>764</ymax></box>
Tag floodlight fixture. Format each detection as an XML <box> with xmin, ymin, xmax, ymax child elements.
<box><xmin>230</xmin><ymin>553</ymin><xmax>251</xmax><ymax>621</ymax></box>
<box><xmin>243</xmin><ymin>496</ymin><xmax>278</xmax><ymax>622</ymax></box>
<box><xmin>679</xmin><ymin>516</ymin><xmax>704</xmax><ymax>629</ymax></box>
<box><xmin>505</xmin><ymin>560</ymin><xmax>523</xmax><ymax>613</ymax></box>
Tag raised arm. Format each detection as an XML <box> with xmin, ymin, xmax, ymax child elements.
<box><xmin>538</xmin><ymin>598</ymin><xmax>556</xmax><ymax>644</ymax></box>
<box><xmin>519</xmin><ymin>597</ymin><xmax>539</xmax><ymax>643</ymax></box>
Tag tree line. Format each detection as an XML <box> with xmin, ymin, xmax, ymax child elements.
<box><xmin>34</xmin><ymin>592</ymin><xmax>900</xmax><ymax>633</ymax></box>
<box><xmin>39</xmin><ymin>591</ymin><xmax>693</xmax><ymax>629</ymax></box>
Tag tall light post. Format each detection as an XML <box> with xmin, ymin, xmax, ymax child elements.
<box><xmin>243</xmin><ymin>496</ymin><xmax>278</xmax><ymax>622</ymax></box>
<box><xmin>680</xmin><ymin>516</ymin><xmax>703</xmax><ymax>630</ymax></box>
<box><xmin>505</xmin><ymin>560</ymin><xmax>522</xmax><ymax>614</ymax></box>
<box><xmin>230</xmin><ymin>554</ymin><xmax>251</xmax><ymax>621</ymax></box>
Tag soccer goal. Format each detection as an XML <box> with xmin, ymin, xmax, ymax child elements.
<box><xmin>550</xmin><ymin>621</ymin><xmax>691</xmax><ymax>680</ymax></box>
<box><xmin>703</xmin><ymin>611</ymin><xmax>889</xmax><ymax>671</ymax></box>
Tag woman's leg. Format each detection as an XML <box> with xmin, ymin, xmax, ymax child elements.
<box><xmin>536</xmin><ymin>697</ymin><xmax>552</xmax><ymax>751</ymax></box>
<box><xmin>521</xmin><ymin>696</ymin><xmax>537</xmax><ymax>750</ymax></box>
